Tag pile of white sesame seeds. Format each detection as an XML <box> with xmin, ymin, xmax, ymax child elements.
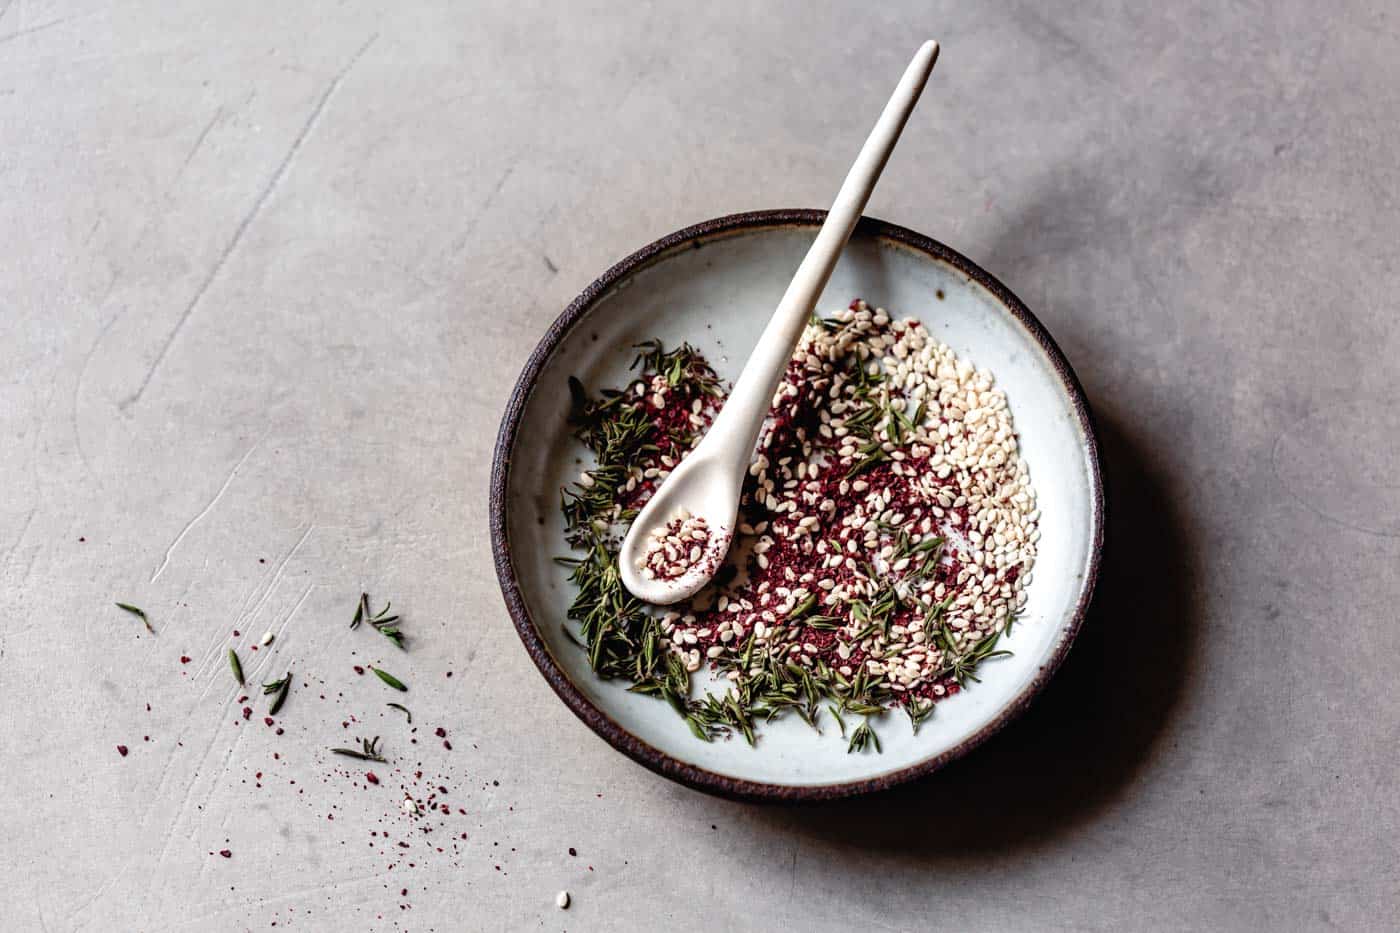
<box><xmin>639</xmin><ymin>510</ymin><xmax>716</xmax><ymax>582</ymax></box>
<box><xmin>659</xmin><ymin>300</ymin><xmax>1040</xmax><ymax>703</ymax></box>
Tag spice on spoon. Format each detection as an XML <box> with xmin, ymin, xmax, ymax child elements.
<box><xmin>638</xmin><ymin>511</ymin><xmax>722</xmax><ymax>582</ymax></box>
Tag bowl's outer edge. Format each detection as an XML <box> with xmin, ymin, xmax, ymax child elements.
<box><xmin>489</xmin><ymin>209</ymin><xmax>1105</xmax><ymax>803</ymax></box>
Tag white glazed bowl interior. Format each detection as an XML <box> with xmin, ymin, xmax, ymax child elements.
<box><xmin>496</xmin><ymin>214</ymin><xmax>1101</xmax><ymax>794</ymax></box>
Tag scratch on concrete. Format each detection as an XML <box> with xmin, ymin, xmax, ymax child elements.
<box><xmin>231</xmin><ymin>561</ymin><xmax>276</xmax><ymax>625</ymax></box>
<box><xmin>14</xmin><ymin>530</ymin><xmax>42</xmax><ymax>587</ymax></box>
<box><xmin>2</xmin><ymin>507</ymin><xmax>35</xmax><ymax>574</ymax></box>
<box><xmin>156</xmin><ymin>872</ymin><xmax>387</xmax><ymax>931</ymax></box>
<box><xmin>61</xmin><ymin>867</ymin><xmax>127</xmax><ymax>929</ymax></box>
<box><xmin>241</xmin><ymin>581</ymin><xmax>315</xmax><ymax>683</ymax></box>
<box><xmin>1011</xmin><ymin>1</ymin><xmax>1115</xmax><ymax>83</ymax></box>
<box><xmin>280</xmin><ymin>580</ymin><xmax>316</xmax><ymax>627</ymax></box>
<box><xmin>238</xmin><ymin>523</ymin><xmax>315</xmax><ymax>628</ymax></box>
<box><xmin>231</xmin><ymin>577</ymin><xmax>316</xmax><ymax>686</ymax></box>
<box><xmin>70</xmin><ymin>306</ymin><xmax>125</xmax><ymax>479</ymax></box>
<box><xmin>175</xmin><ymin>105</ymin><xmax>223</xmax><ymax>182</ymax></box>
<box><xmin>150</xmin><ymin>437</ymin><xmax>262</xmax><ymax>582</ymax></box>
<box><xmin>144</xmin><ymin>703</ymin><xmax>261</xmax><ymax>899</ymax></box>
<box><xmin>1269</xmin><ymin>426</ymin><xmax>1400</xmax><ymax>539</ymax></box>
<box><xmin>121</xmin><ymin>32</ymin><xmax>379</xmax><ymax>409</ymax></box>
<box><xmin>191</xmin><ymin>520</ymin><xmax>313</xmax><ymax>683</ymax></box>
<box><xmin>0</xmin><ymin>16</ymin><xmax>65</xmax><ymax>46</ymax></box>
<box><xmin>448</xmin><ymin>163</ymin><xmax>515</xmax><ymax>255</ymax></box>
<box><xmin>151</xmin><ymin>615</ymin><xmax>295</xmax><ymax>878</ymax></box>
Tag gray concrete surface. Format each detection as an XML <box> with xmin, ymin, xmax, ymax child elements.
<box><xmin>4</xmin><ymin>0</ymin><xmax>1398</xmax><ymax>930</ymax></box>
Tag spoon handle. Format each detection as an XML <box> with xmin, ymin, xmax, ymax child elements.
<box><xmin>702</xmin><ymin>40</ymin><xmax>940</xmax><ymax>472</ymax></box>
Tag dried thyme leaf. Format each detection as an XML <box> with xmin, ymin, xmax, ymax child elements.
<box><xmin>847</xmin><ymin>719</ymin><xmax>881</xmax><ymax>754</ymax></box>
<box><xmin>371</xmin><ymin>667</ymin><xmax>407</xmax><ymax>692</ymax></box>
<box><xmin>352</xmin><ymin>593</ymin><xmax>406</xmax><ymax>649</ymax></box>
<box><xmin>263</xmin><ymin>671</ymin><xmax>292</xmax><ymax>715</ymax></box>
<box><xmin>115</xmin><ymin>602</ymin><xmax>154</xmax><ymax>634</ymax></box>
<box><xmin>904</xmin><ymin>698</ymin><xmax>935</xmax><ymax>734</ymax></box>
<box><xmin>332</xmin><ymin>736</ymin><xmax>386</xmax><ymax>762</ymax></box>
<box><xmin>828</xmin><ymin>704</ymin><xmax>847</xmax><ymax>739</ymax></box>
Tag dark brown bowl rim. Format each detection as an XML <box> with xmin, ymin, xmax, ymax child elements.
<box><xmin>489</xmin><ymin>209</ymin><xmax>1104</xmax><ymax>803</ymax></box>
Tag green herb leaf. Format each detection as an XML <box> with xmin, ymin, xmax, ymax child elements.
<box><xmin>904</xmin><ymin>698</ymin><xmax>935</xmax><ymax>734</ymax></box>
<box><xmin>847</xmin><ymin>718</ymin><xmax>881</xmax><ymax>754</ymax></box>
<box><xmin>263</xmin><ymin>672</ymin><xmax>292</xmax><ymax>715</ymax></box>
<box><xmin>331</xmin><ymin>735</ymin><xmax>386</xmax><ymax>762</ymax></box>
<box><xmin>116</xmin><ymin>602</ymin><xmax>154</xmax><ymax>634</ymax></box>
<box><xmin>828</xmin><ymin>704</ymin><xmax>847</xmax><ymax>738</ymax></box>
<box><xmin>352</xmin><ymin>593</ymin><xmax>406</xmax><ymax>648</ymax></box>
<box><xmin>386</xmin><ymin>702</ymin><xmax>412</xmax><ymax>724</ymax></box>
<box><xmin>372</xmin><ymin>667</ymin><xmax>407</xmax><ymax>692</ymax></box>
<box><xmin>228</xmin><ymin>648</ymin><xmax>244</xmax><ymax>686</ymax></box>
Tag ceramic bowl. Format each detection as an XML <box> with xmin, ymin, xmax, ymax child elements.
<box><xmin>490</xmin><ymin>210</ymin><xmax>1103</xmax><ymax>801</ymax></box>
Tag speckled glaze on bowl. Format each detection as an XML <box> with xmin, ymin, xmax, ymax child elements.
<box><xmin>490</xmin><ymin>210</ymin><xmax>1103</xmax><ymax>802</ymax></box>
